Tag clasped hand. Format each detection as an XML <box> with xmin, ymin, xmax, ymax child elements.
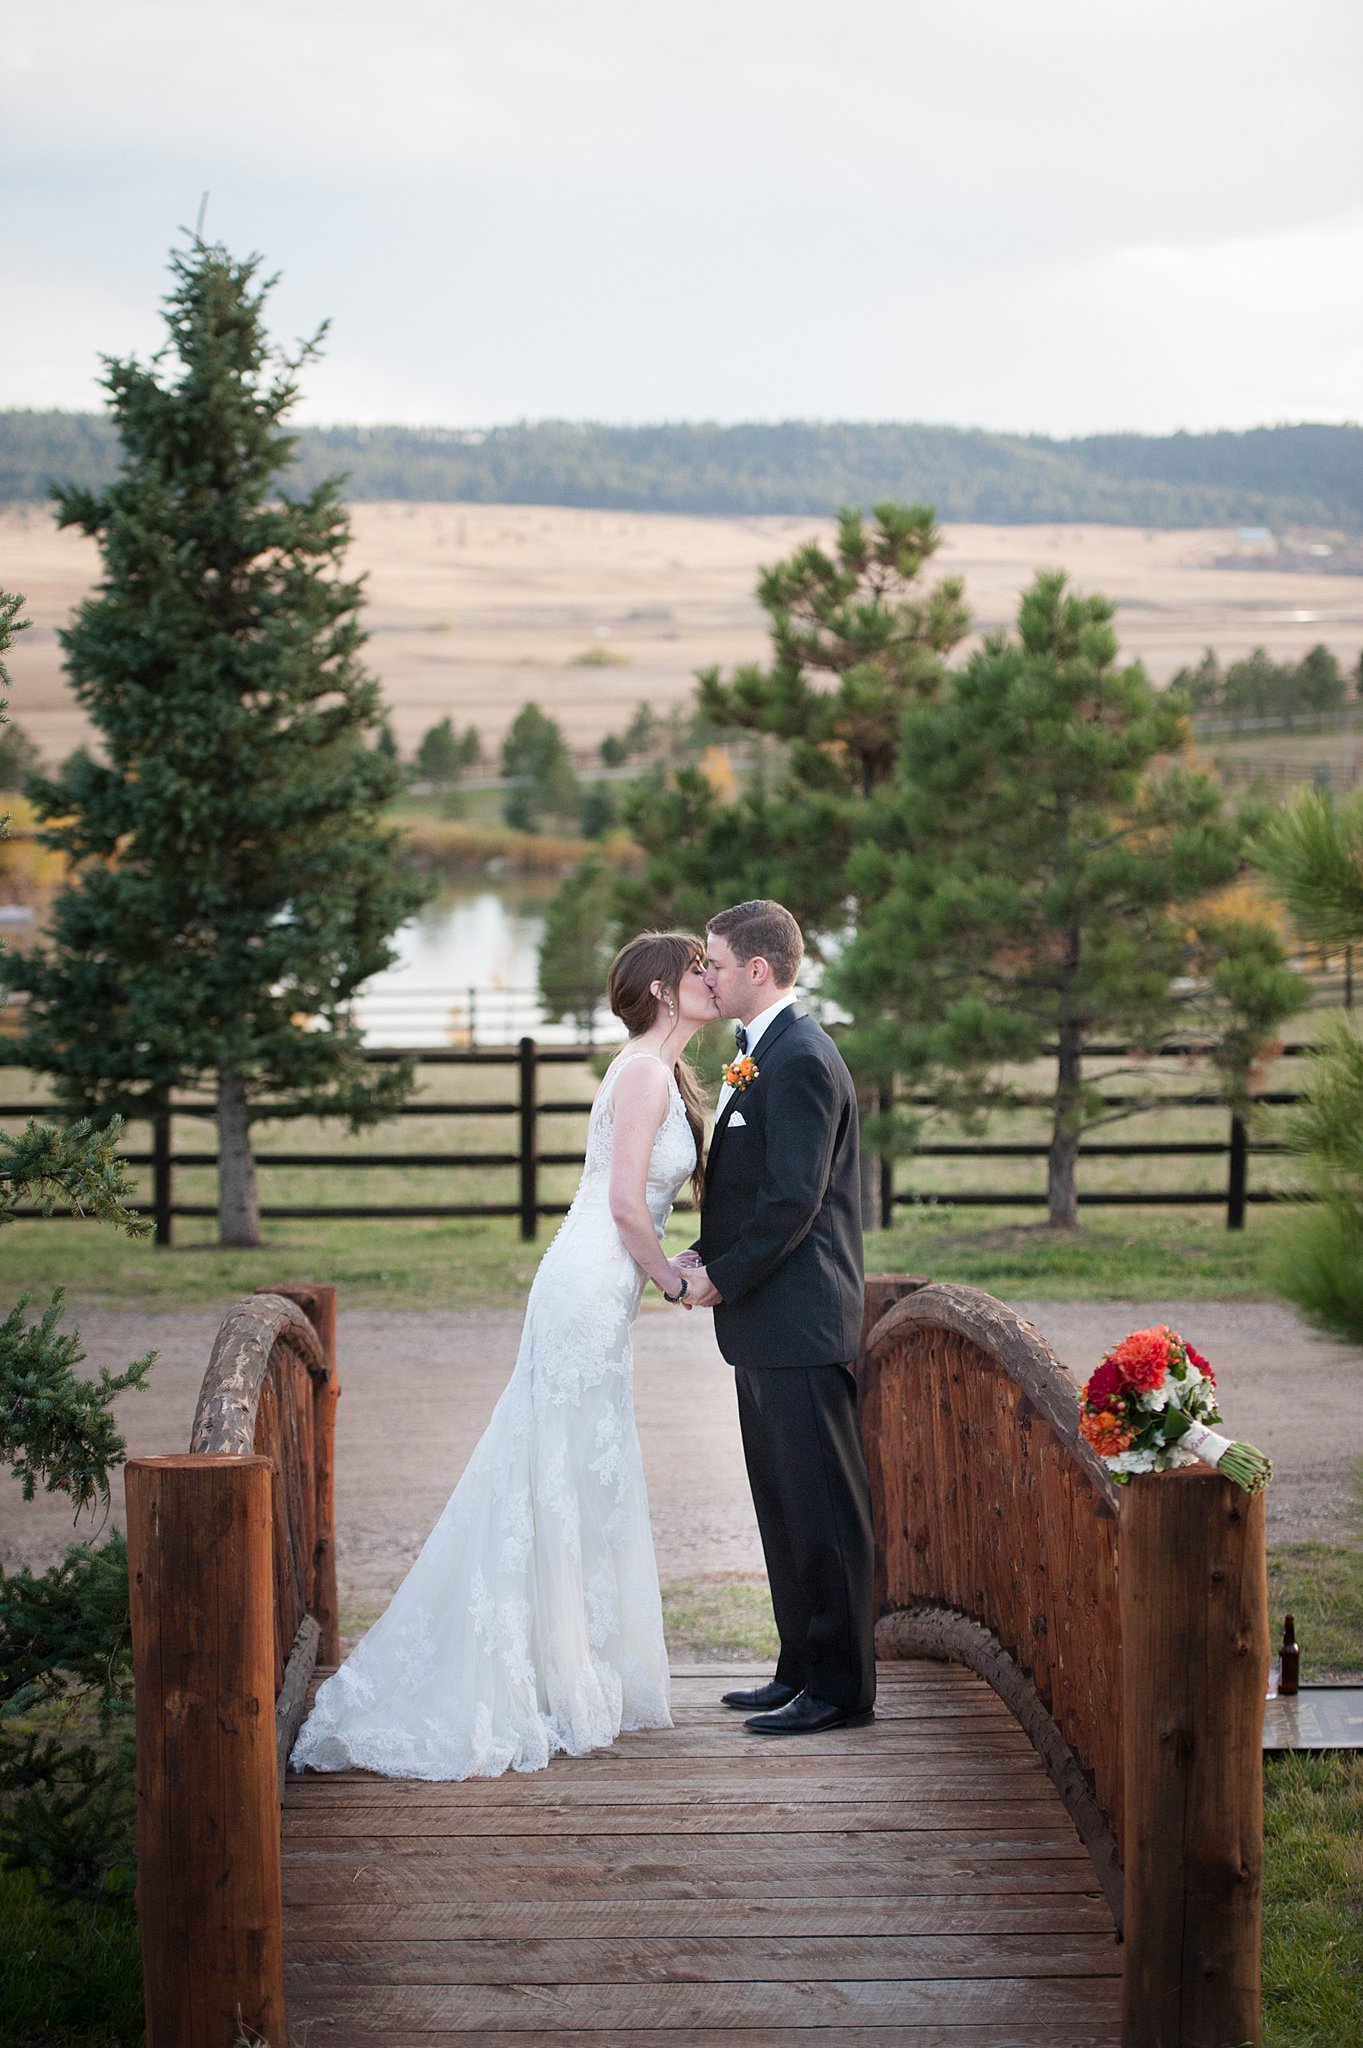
<box><xmin>668</xmin><ymin>1249</ymin><xmax>721</xmax><ymax>1308</ymax></box>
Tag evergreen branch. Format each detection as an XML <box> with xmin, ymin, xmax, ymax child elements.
<box><xmin>0</xmin><ymin>1118</ymin><xmax>148</xmax><ymax>1234</ymax></box>
<box><xmin>1252</xmin><ymin>789</ymin><xmax>1363</xmax><ymax>950</ymax></box>
<box><xmin>0</xmin><ymin>1296</ymin><xmax>153</xmax><ymax>1510</ymax></box>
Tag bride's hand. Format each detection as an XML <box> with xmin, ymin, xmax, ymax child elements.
<box><xmin>662</xmin><ymin>1261</ymin><xmax>694</xmax><ymax>1308</ymax></box>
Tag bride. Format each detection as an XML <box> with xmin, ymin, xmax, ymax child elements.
<box><xmin>290</xmin><ymin>931</ymin><xmax>716</xmax><ymax>1781</ymax></box>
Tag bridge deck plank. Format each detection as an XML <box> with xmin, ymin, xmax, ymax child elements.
<box><xmin>282</xmin><ymin>1661</ymin><xmax>1120</xmax><ymax>2042</ymax></box>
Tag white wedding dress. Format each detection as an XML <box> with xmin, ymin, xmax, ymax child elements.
<box><xmin>290</xmin><ymin>1051</ymin><xmax>694</xmax><ymax>1781</ymax></box>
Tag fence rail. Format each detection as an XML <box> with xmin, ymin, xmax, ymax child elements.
<box><xmin>0</xmin><ymin>1038</ymin><xmax>1314</xmax><ymax>1243</ymax></box>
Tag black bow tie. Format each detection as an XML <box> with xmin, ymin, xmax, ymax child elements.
<box><xmin>733</xmin><ymin>1024</ymin><xmax>749</xmax><ymax>1055</ymax></box>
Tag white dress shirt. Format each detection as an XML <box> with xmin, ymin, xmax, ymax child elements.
<box><xmin>716</xmin><ymin>992</ymin><xmax>798</xmax><ymax>1118</ymax></box>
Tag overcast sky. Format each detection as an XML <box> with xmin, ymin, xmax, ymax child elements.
<box><xmin>5</xmin><ymin>1</ymin><xmax>1361</xmax><ymax>436</ymax></box>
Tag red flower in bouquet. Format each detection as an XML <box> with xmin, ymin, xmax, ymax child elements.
<box><xmin>1185</xmin><ymin>1340</ymin><xmax>1215</xmax><ymax>1384</ymax></box>
<box><xmin>1107</xmin><ymin>1325</ymin><xmax>1174</xmax><ymax>1394</ymax></box>
<box><xmin>1084</xmin><ymin>1356</ymin><xmax>1125</xmax><ymax>1409</ymax></box>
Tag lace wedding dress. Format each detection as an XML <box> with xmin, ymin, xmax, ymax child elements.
<box><xmin>290</xmin><ymin>1051</ymin><xmax>694</xmax><ymax>1781</ymax></box>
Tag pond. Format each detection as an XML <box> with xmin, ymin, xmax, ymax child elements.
<box><xmin>352</xmin><ymin>880</ymin><xmax>622</xmax><ymax>1047</ymax></box>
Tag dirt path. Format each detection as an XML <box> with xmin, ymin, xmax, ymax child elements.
<box><xmin>3</xmin><ymin>1298</ymin><xmax>1358</xmax><ymax>1601</ymax></box>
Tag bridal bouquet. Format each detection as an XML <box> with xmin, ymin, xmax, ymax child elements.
<box><xmin>1078</xmin><ymin>1325</ymin><xmax>1271</xmax><ymax>1492</ymax></box>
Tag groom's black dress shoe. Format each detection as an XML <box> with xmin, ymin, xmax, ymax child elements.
<box><xmin>720</xmin><ymin>1678</ymin><xmax>799</xmax><ymax>1713</ymax></box>
<box><xmin>744</xmin><ymin>1690</ymin><xmax>875</xmax><ymax>1736</ymax></box>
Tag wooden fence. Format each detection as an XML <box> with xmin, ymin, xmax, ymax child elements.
<box><xmin>1</xmin><ymin>1038</ymin><xmax>1311</xmax><ymax>1243</ymax></box>
<box><xmin>126</xmin><ymin>1284</ymin><xmax>338</xmax><ymax>2047</ymax></box>
<box><xmin>860</xmin><ymin>1275</ymin><xmax>1269</xmax><ymax>2047</ymax></box>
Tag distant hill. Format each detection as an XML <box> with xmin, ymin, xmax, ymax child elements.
<box><xmin>2</xmin><ymin>412</ymin><xmax>1360</xmax><ymax>530</ymax></box>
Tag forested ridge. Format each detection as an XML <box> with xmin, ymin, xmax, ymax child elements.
<box><xmin>2</xmin><ymin>411</ymin><xmax>1360</xmax><ymax>528</ymax></box>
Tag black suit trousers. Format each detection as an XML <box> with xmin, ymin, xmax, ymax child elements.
<box><xmin>734</xmin><ymin>1362</ymin><xmax>877</xmax><ymax>1713</ymax></box>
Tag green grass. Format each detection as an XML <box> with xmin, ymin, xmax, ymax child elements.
<box><xmin>1268</xmin><ymin>1462</ymin><xmax>1363</xmax><ymax>1684</ymax></box>
<box><xmin>339</xmin><ymin>1578</ymin><xmax>779</xmax><ymax>1666</ymax></box>
<box><xmin>662</xmin><ymin>1576</ymin><xmax>778</xmax><ymax>1663</ymax></box>
<box><xmin>1263</xmin><ymin>1753</ymin><xmax>1363</xmax><ymax>2047</ymax></box>
<box><xmin>1269</xmin><ymin>1542</ymin><xmax>1363</xmax><ymax>1683</ymax></box>
<box><xmin>1262</xmin><ymin>1467</ymin><xmax>1362</xmax><ymax>2044</ymax></box>
<box><xmin>0</xmin><ymin>1213</ymin><xmax>555</xmax><ymax>1314</ymax></box>
<box><xmin>0</xmin><ymin>1867</ymin><xmax>142</xmax><ymax>2047</ymax></box>
<box><xmin>864</xmin><ymin>1206</ymin><xmax>1278</xmax><ymax>1299</ymax></box>
<box><xmin>0</xmin><ymin>1204</ymin><xmax>1285</xmax><ymax>1319</ymax></box>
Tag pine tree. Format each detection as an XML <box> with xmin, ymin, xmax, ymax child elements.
<box><xmin>538</xmin><ymin>852</ymin><xmax>613</xmax><ymax>1032</ymax></box>
<box><xmin>415</xmin><ymin>716</ymin><xmax>463</xmax><ymax>786</ymax></box>
<box><xmin>6</xmin><ymin>239</ymin><xmax>428</xmax><ymax>1246</ymax></box>
<box><xmin>833</xmin><ymin>572</ymin><xmax>1303</xmax><ymax>1225</ymax></box>
<box><xmin>501</xmin><ymin>703</ymin><xmax>579</xmax><ymax>832</ymax></box>
<box><xmin>0</xmin><ymin>591</ymin><xmax>151</xmax><ymax>1922</ymax></box>
<box><xmin>1254</xmin><ymin>788</ymin><xmax>1363</xmax><ymax>1342</ymax></box>
<box><xmin>575</xmin><ymin>504</ymin><xmax>969</xmax><ymax>951</ymax></box>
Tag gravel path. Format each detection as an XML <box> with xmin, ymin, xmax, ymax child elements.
<box><xmin>3</xmin><ymin>1298</ymin><xmax>1358</xmax><ymax>1603</ymax></box>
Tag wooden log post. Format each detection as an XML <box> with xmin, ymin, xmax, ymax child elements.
<box><xmin>126</xmin><ymin>1454</ymin><xmax>287</xmax><ymax>2048</ymax></box>
<box><xmin>261</xmin><ymin>1281</ymin><xmax>340</xmax><ymax>1665</ymax></box>
<box><xmin>1120</xmin><ymin>1468</ymin><xmax>1268</xmax><ymax>2048</ymax></box>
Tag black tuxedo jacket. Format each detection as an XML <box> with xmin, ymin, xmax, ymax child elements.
<box><xmin>697</xmin><ymin>1005</ymin><xmax>864</xmax><ymax>1370</ymax></box>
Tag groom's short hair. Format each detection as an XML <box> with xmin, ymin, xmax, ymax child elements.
<box><xmin>707</xmin><ymin>900</ymin><xmax>804</xmax><ymax>988</ymax></box>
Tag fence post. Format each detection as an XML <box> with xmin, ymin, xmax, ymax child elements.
<box><xmin>1226</xmin><ymin>1109</ymin><xmax>1248</xmax><ymax>1230</ymax></box>
<box><xmin>1120</xmin><ymin>1468</ymin><xmax>1267</xmax><ymax>2048</ymax></box>
<box><xmin>152</xmin><ymin>1103</ymin><xmax>173</xmax><ymax>1248</ymax></box>
<box><xmin>519</xmin><ymin>1035</ymin><xmax>538</xmax><ymax>1241</ymax></box>
<box><xmin>126</xmin><ymin>1453</ymin><xmax>286</xmax><ymax>2048</ymax></box>
<box><xmin>878</xmin><ymin>1085</ymin><xmax>894</xmax><ymax>1229</ymax></box>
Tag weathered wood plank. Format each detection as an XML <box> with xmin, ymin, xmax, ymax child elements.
<box><xmin>283</xmin><ymin>1764</ymin><xmax>1054</xmax><ymax>1807</ymax></box>
<box><xmin>283</xmin><ymin>1931</ymin><xmax>1121</xmax><ymax>1983</ymax></box>
<box><xmin>283</xmin><ymin>1798</ymin><xmax>1073</xmax><ymax>1839</ymax></box>
<box><xmin>282</xmin><ymin>1897</ymin><xmax>1117</xmax><ymax>1941</ymax></box>
<box><xmin>283</xmin><ymin>1974</ymin><xmax>1120</xmax><ymax>2029</ymax></box>
<box><xmin>276</xmin><ymin>2031</ymin><xmax>1119</xmax><ymax>2048</ymax></box>
<box><xmin>283</xmin><ymin>1854</ymin><xmax>1100</xmax><ymax>1905</ymax></box>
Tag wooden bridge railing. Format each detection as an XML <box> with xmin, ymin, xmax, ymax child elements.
<box><xmin>858</xmin><ymin>1276</ymin><xmax>1270</xmax><ymax>2048</ymax></box>
<box><xmin>126</xmin><ymin>1283</ymin><xmax>338</xmax><ymax>2048</ymax></box>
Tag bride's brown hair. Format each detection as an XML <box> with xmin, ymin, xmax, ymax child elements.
<box><xmin>607</xmin><ymin>931</ymin><xmax>708</xmax><ymax>1203</ymax></box>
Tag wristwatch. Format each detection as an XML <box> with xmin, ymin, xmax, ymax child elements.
<box><xmin>664</xmin><ymin>1275</ymin><xmax>689</xmax><ymax>1303</ymax></box>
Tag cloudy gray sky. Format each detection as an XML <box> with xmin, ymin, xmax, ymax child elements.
<box><xmin>6</xmin><ymin>0</ymin><xmax>1361</xmax><ymax>435</ymax></box>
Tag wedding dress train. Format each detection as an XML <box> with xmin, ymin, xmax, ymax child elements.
<box><xmin>290</xmin><ymin>1053</ymin><xmax>694</xmax><ymax>1781</ymax></box>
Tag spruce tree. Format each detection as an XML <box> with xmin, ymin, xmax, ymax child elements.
<box><xmin>0</xmin><ymin>592</ymin><xmax>151</xmax><ymax>1925</ymax></box>
<box><xmin>833</xmin><ymin>572</ymin><xmax>1303</xmax><ymax>1225</ymax></box>
<box><xmin>7</xmin><ymin>238</ymin><xmax>428</xmax><ymax>1245</ymax></box>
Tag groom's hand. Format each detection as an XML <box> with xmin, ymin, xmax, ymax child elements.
<box><xmin>684</xmin><ymin>1264</ymin><xmax>722</xmax><ymax>1307</ymax></box>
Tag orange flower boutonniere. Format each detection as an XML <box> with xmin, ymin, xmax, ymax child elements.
<box><xmin>722</xmin><ymin>1053</ymin><xmax>759</xmax><ymax>1093</ymax></box>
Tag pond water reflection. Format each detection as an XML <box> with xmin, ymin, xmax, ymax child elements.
<box><xmin>353</xmin><ymin>881</ymin><xmax>622</xmax><ymax>1047</ymax></box>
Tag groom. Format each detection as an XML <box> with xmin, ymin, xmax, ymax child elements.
<box><xmin>680</xmin><ymin>899</ymin><xmax>876</xmax><ymax>1734</ymax></box>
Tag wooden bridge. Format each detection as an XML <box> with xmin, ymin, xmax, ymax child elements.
<box><xmin>126</xmin><ymin>1278</ymin><xmax>1268</xmax><ymax>2047</ymax></box>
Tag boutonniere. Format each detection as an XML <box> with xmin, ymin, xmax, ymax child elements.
<box><xmin>722</xmin><ymin>1054</ymin><xmax>759</xmax><ymax>1093</ymax></box>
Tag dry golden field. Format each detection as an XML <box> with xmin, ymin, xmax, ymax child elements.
<box><xmin>3</xmin><ymin>499</ymin><xmax>1363</xmax><ymax>765</ymax></box>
